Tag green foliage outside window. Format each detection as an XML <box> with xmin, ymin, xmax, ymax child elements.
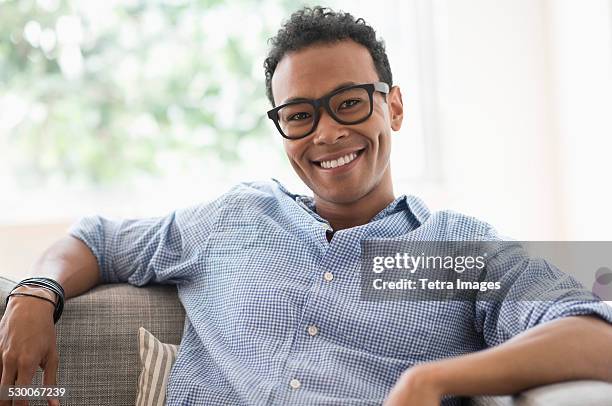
<box><xmin>0</xmin><ymin>0</ymin><xmax>301</xmax><ymax>187</ymax></box>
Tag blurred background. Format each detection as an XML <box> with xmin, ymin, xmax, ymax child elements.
<box><xmin>1</xmin><ymin>0</ymin><xmax>611</xmax><ymax>281</ymax></box>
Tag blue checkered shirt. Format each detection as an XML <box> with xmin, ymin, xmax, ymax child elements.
<box><xmin>69</xmin><ymin>179</ymin><xmax>612</xmax><ymax>406</ymax></box>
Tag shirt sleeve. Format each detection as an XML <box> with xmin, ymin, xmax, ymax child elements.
<box><xmin>474</xmin><ymin>241</ymin><xmax>612</xmax><ymax>347</ymax></box>
<box><xmin>68</xmin><ymin>201</ymin><xmax>221</xmax><ymax>286</ymax></box>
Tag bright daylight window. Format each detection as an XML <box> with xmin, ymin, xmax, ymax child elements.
<box><xmin>0</xmin><ymin>0</ymin><xmax>432</xmax><ymax>226</ymax></box>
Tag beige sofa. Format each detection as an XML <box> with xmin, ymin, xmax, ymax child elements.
<box><xmin>0</xmin><ymin>276</ymin><xmax>610</xmax><ymax>406</ymax></box>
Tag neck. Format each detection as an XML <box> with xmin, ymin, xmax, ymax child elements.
<box><xmin>314</xmin><ymin>170</ymin><xmax>395</xmax><ymax>231</ymax></box>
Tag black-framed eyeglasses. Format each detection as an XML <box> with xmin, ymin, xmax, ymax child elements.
<box><xmin>267</xmin><ymin>82</ymin><xmax>390</xmax><ymax>140</ymax></box>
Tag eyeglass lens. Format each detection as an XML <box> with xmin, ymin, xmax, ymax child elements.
<box><xmin>277</xmin><ymin>86</ymin><xmax>371</xmax><ymax>139</ymax></box>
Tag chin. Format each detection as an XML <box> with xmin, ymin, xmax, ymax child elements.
<box><xmin>314</xmin><ymin>183</ymin><xmax>371</xmax><ymax>204</ymax></box>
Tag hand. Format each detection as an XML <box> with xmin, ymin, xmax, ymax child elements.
<box><xmin>0</xmin><ymin>295</ymin><xmax>60</xmax><ymax>406</ymax></box>
<box><xmin>383</xmin><ymin>364</ymin><xmax>443</xmax><ymax>406</ymax></box>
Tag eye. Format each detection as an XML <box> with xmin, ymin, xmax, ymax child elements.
<box><xmin>339</xmin><ymin>99</ymin><xmax>362</xmax><ymax>109</ymax></box>
<box><xmin>288</xmin><ymin>112</ymin><xmax>311</xmax><ymax>121</ymax></box>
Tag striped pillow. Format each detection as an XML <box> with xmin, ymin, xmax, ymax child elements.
<box><xmin>136</xmin><ymin>327</ymin><xmax>179</xmax><ymax>406</ymax></box>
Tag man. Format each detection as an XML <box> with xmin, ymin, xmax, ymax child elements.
<box><xmin>1</xmin><ymin>6</ymin><xmax>611</xmax><ymax>406</ymax></box>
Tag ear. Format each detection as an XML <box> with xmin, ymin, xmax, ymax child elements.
<box><xmin>387</xmin><ymin>85</ymin><xmax>404</xmax><ymax>131</ymax></box>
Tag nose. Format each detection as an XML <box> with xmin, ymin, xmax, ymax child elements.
<box><xmin>312</xmin><ymin>108</ymin><xmax>349</xmax><ymax>145</ymax></box>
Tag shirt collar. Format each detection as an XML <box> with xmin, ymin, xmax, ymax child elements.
<box><xmin>271</xmin><ymin>178</ymin><xmax>430</xmax><ymax>226</ymax></box>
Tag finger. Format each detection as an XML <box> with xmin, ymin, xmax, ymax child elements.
<box><xmin>0</xmin><ymin>356</ymin><xmax>16</xmax><ymax>385</ymax></box>
<box><xmin>41</xmin><ymin>353</ymin><xmax>59</xmax><ymax>406</ymax></box>
<box><xmin>41</xmin><ymin>353</ymin><xmax>58</xmax><ymax>386</ymax></box>
<box><xmin>14</xmin><ymin>362</ymin><xmax>36</xmax><ymax>406</ymax></box>
<box><xmin>0</xmin><ymin>357</ymin><xmax>17</xmax><ymax>406</ymax></box>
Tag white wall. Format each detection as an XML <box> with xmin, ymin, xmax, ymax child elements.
<box><xmin>417</xmin><ymin>0</ymin><xmax>612</xmax><ymax>240</ymax></box>
<box><xmin>547</xmin><ymin>0</ymin><xmax>612</xmax><ymax>240</ymax></box>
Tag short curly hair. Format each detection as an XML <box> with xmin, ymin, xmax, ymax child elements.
<box><xmin>263</xmin><ymin>6</ymin><xmax>393</xmax><ymax>106</ymax></box>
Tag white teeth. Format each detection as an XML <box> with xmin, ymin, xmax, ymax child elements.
<box><xmin>319</xmin><ymin>152</ymin><xmax>358</xmax><ymax>169</ymax></box>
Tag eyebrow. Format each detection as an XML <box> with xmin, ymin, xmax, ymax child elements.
<box><xmin>281</xmin><ymin>81</ymin><xmax>357</xmax><ymax>104</ymax></box>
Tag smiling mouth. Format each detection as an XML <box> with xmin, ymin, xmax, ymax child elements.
<box><xmin>313</xmin><ymin>149</ymin><xmax>365</xmax><ymax>169</ymax></box>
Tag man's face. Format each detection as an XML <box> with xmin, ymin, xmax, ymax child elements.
<box><xmin>271</xmin><ymin>40</ymin><xmax>403</xmax><ymax>205</ymax></box>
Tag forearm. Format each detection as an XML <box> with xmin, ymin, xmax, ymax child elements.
<box><xmin>426</xmin><ymin>315</ymin><xmax>612</xmax><ymax>397</ymax></box>
<box><xmin>30</xmin><ymin>235</ymin><xmax>102</xmax><ymax>299</ymax></box>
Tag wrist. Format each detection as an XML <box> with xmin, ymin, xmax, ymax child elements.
<box><xmin>402</xmin><ymin>362</ymin><xmax>446</xmax><ymax>397</ymax></box>
<box><xmin>11</xmin><ymin>285</ymin><xmax>58</xmax><ymax>305</ymax></box>
<box><xmin>9</xmin><ymin>277</ymin><xmax>65</xmax><ymax>324</ymax></box>
<box><xmin>6</xmin><ymin>292</ymin><xmax>56</xmax><ymax>315</ymax></box>
<box><xmin>418</xmin><ymin>358</ymin><xmax>471</xmax><ymax>397</ymax></box>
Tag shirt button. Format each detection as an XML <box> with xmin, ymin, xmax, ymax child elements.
<box><xmin>289</xmin><ymin>378</ymin><xmax>301</xmax><ymax>389</ymax></box>
<box><xmin>321</xmin><ymin>223</ymin><xmax>332</xmax><ymax>231</ymax></box>
<box><xmin>323</xmin><ymin>271</ymin><xmax>334</xmax><ymax>282</ymax></box>
<box><xmin>307</xmin><ymin>325</ymin><xmax>319</xmax><ymax>336</ymax></box>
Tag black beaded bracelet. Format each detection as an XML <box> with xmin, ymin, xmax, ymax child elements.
<box><xmin>7</xmin><ymin>277</ymin><xmax>65</xmax><ymax>324</ymax></box>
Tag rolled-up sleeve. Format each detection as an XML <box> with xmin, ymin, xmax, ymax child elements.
<box><xmin>474</xmin><ymin>241</ymin><xmax>612</xmax><ymax>347</ymax></box>
<box><xmin>68</xmin><ymin>199</ymin><xmax>222</xmax><ymax>286</ymax></box>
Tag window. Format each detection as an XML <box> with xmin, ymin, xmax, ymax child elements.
<box><xmin>0</xmin><ymin>0</ymin><xmax>434</xmax><ymax>225</ymax></box>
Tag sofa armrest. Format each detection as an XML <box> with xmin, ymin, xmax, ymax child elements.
<box><xmin>467</xmin><ymin>395</ymin><xmax>514</xmax><ymax>405</ymax></box>
<box><xmin>468</xmin><ymin>380</ymin><xmax>612</xmax><ymax>406</ymax></box>
<box><xmin>0</xmin><ymin>277</ymin><xmax>186</xmax><ymax>405</ymax></box>
<box><xmin>516</xmin><ymin>380</ymin><xmax>612</xmax><ymax>405</ymax></box>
